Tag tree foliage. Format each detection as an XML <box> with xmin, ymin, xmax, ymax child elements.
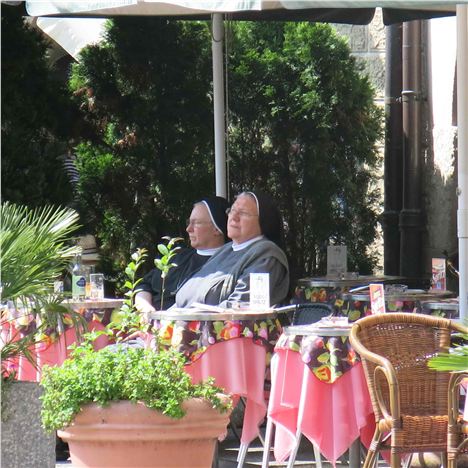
<box><xmin>67</xmin><ymin>19</ymin><xmax>381</xmax><ymax>284</ymax></box>
<box><xmin>227</xmin><ymin>22</ymin><xmax>383</xmax><ymax>281</ymax></box>
<box><xmin>68</xmin><ymin>18</ymin><xmax>214</xmax><ymax>275</ymax></box>
<box><xmin>1</xmin><ymin>6</ymin><xmax>76</xmax><ymax>207</ymax></box>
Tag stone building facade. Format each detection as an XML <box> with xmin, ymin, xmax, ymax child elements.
<box><xmin>334</xmin><ymin>11</ymin><xmax>459</xmax><ymax>289</ymax></box>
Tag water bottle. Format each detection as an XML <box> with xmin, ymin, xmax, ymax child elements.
<box><xmin>72</xmin><ymin>255</ymin><xmax>86</xmax><ymax>300</ymax></box>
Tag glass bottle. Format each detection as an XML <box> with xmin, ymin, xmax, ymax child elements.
<box><xmin>71</xmin><ymin>254</ymin><xmax>86</xmax><ymax>300</ymax></box>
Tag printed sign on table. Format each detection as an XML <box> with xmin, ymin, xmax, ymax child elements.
<box><xmin>327</xmin><ymin>245</ymin><xmax>347</xmax><ymax>277</ymax></box>
<box><xmin>431</xmin><ymin>258</ymin><xmax>446</xmax><ymax>291</ymax></box>
<box><xmin>369</xmin><ymin>283</ymin><xmax>386</xmax><ymax>314</ymax></box>
<box><xmin>250</xmin><ymin>273</ymin><xmax>270</xmax><ymax>310</ymax></box>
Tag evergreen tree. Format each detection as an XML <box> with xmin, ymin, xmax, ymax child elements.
<box><xmin>227</xmin><ymin>22</ymin><xmax>383</xmax><ymax>281</ymax></box>
<box><xmin>1</xmin><ymin>6</ymin><xmax>76</xmax><ymax>207</ymax></box>
<box><xmin>69</xmin><ymin>18</ymin><xmax>214</xmax><ymax>274</ymax></box>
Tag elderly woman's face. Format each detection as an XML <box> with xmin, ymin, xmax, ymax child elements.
<box><xmin>227</xmin><ymin>194</ymin><xmax>261</xmax><ymax>244</ymax></box>
<box><xmin>186</xmin><ymin>203</ymin><xmax>223</xmax><ymax>250</ymax></box>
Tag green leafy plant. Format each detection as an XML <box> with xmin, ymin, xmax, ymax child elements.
<box><xmin>154</xmin><ymin>236</ymin><xmax>183</xmax><ymax>310</ymax></box>
<box><xmin>109</xmin><ymin>238</ymin><xmax>182</xmax><ymax>337</ymax></box>
<box><xmin>1</xmin><ymin>202</ymin><xmax>80</xmax><ymax>301</ymax></box>
<box><xmin>40</xmin><ymin>345</ymin><xmax>230</xmax><ymax>432</ymax></box>
<box><xmin>40</xmin><ymin>237</ymin><xmax>231</xmax><ymax>433</ymax></box>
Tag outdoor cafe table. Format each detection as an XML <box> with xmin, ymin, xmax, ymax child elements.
<box><xmin>340</xmin><ymin>289</ymin><xmax>455</xmax><ymax>321</ymax></box>
<box><xmin>262</xmin><ymin>322</ymin><xmax>374</xmax><ymax>467</ymax></box>
<box><xmin>2</xmin><ymin>298</ymin><xmax>123</xmax><ymax>381</ymax></box>
<box><xmin>420</xmin><ymin>297</ymin><xmax>459</xmax><ymax>318</ymax></box>
<box><xmin>293</xmin><ymin>275</ymin><xmax>404</xmax><ymax>311</ymax></box>
<box><xmin>150</xmin><ymin>307</ymin><xmax>282</xmax><ymax>463</ymax></box>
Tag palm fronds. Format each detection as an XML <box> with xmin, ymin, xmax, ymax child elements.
<box><xmin>1</xmin><ymin>202</ymin><xmax>83</xmax><ymax>374</ymax></box>
<box><xmin>0</xmin><ymin>202</ymin><xmax>80</xmax><ymax>301</ymax></box>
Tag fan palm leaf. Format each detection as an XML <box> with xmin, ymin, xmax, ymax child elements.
<box><xmin>1</xmin><ymin>202</ymin><xmax>86</xmax><ymax>373</ymax></box>
<box><xmin>1</xmin><ymin>202</ymin><xmax>80</xmax><ymax>301</ymax></box>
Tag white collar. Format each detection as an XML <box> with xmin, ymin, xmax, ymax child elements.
<box><xmin>196</xmin><ymin>246</ymin><xmax>222</xmax><ymax>256</ymax></box>
<box><xmin>232</xmin><ymin>235</ymin><xmax>264</xmax><ymax>251</ymax></box>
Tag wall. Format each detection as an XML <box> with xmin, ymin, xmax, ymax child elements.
<box><xmin>333</xmin><ymin>12</ymin><xmax>458</xmax><ymax>288</ymax></box>
<box><xmin>425</xmin><ymin>16</ymin><xmax>458</xmax><ymax>291</ymax></box>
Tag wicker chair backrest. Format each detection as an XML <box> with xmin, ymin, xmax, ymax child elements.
<box><xmin>353</xmin><ymin>313</ymin><xmax>454</xmax><ymax>420</ymax></box>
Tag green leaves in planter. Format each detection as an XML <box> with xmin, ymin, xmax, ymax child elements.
<box><xmin>40</xmin><ymin>346</ymin><xmax>230</xmax><ymax>432</ymax></box>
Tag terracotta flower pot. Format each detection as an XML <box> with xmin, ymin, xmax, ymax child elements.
<box><xmin>58</xmin><ymin>398</ymin><xmax>231</xmax><ymax>468</ymax></box>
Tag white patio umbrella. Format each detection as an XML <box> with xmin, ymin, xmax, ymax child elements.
<box><xmin>24</xmin><ymin>1</ymin><xmax>468</xmax><ymax>322</ymax></box>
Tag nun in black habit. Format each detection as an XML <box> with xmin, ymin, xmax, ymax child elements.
<box><xmin>136</xmin><ymin>196</ymin><xmax>229</xmax><ymax>311</ymax></box>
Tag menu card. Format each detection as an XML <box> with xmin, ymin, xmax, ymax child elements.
<box><xmin>431</xmin><ymin>258</ymin><xmax>446</xmax><ymax>291</ymax></box>
<box><xmin>327</xmin><ymin>245</ymin><xmax>347</xmax><ymax>276</ymax></box>
<box><xmin>369</xmin><ymin>283</ymin><xmax>386</xmax><ymax>314</ymax></box>
<box><xmin>250</xmin><ymin>273</ymin><xmax>270</xmax><ymax>310</ymax></box>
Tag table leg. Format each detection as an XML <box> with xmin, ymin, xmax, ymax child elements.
<box><xmin>287</xmin><ymin>365</ymin><xmax>322</xmax><ymax>468</ymax></box>
<box><xmin>261</xmin><ymin>417</ymin><xmax>274</xmax><ymax>468</ymax></box>
<box><xmin>237</xmin><ymin>443</ymin><xmax>249</xmax><ymax>468</ymax></box>
<box><xmin>286</xmin><ymin>429</ymin><xmax>303</xmax><ymax>468</ymax></box>
<box><xmin>348</xmin><ymin>438</ymin><xmax>361</xmax><ymax>468</ymax></box>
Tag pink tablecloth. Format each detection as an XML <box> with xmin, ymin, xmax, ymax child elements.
<box><xmin>269</xmin><ymin>348</ymin><xmax>374</xmax><ymax>464</ymax></box>
<box><xmin>185</xmin><ymin>337</ymin><xmax>268</xmax><ymax>445</ymax></box>
<box><xmin>3</xmin><ymin>320</ymin><xmax>108</xmax><ymax>382</ymax></box>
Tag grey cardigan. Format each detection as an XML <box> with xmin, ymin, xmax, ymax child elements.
<box><xmin>174</xmin><ymin>238</ymin><xmax>289</xmax><ymax>308</ymax></box>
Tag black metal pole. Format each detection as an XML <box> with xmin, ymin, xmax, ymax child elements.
<box><xmin>382</xmin><ymin>23</ymin><xmax>403</xmax><ymax>276</ymax></box>
<box><xmin>399</xmin><ymin>20</ymin><xmax>424</xmax><ymax>279</ymax></box>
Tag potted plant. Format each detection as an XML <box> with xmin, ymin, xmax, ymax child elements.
<box><xmin>1</xmin><ymin>202</ymin><xmax>83</xmax><ymax>468</ymax></box>
<box><xmin>40</xmin><ymin>241</ymin><xmax>232</xmax><ymax>468</ymax></box>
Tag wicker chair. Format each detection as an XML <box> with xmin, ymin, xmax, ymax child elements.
<box><xmin>349</xmin><ymin>313</ymin><xmax>468</xmax><ymax>468</ymax></box>
<box><xmin>447</xmin><ymin>372</ymin><xmax>468</xmax><ymax>468</ymax></box>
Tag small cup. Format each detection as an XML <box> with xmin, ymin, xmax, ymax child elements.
<box><xmin>89</xmin><ymin>273</ymin><xmax>105</xmax><ymax>299</ymax></box>
<box><xmin>54</xmin><ymin>281</ymin><xmax>64</xmax><ymax>294</ymax></box>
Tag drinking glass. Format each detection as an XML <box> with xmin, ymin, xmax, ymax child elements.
<box><xmin>90</xmin><ymin>273</ymin><xmax>105</xmax><ymax>299</ymax></box>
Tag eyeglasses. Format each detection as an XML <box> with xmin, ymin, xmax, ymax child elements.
<box><xmin>186</xmin><ymin>219</ymin><xmax>211</xmax><ymax>227</ymax></box>
<box><xmin>226</xmin><ymin>207</ymin><xmax>258</xmax><ymax>218</ymax></box>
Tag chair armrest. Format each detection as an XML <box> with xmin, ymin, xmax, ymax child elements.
<box><xmin>448</xmin><ymin>372</ymin><xmax>468</xmax><ymax>425</ymax></box>
<box><xmin>447</xmin><ymin>372</ymin><xmax>468</xmax><ymax>455</ymax></box>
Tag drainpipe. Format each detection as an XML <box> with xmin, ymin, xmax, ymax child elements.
<box><xmin>399</xmin><ymin>20</ymin><xmax>424</xmax><ymax>279</ymax></box>
<box><xmin>382</xmin><ymin>23</ymin><xmax>403</xmax><ymax>276</ymax></box>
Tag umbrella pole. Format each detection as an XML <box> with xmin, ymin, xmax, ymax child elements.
<box><xmin>212</xmin><ymin>13</ymin><xmax>227</xmax><ymax>199</ymax></box>
<box><xmin>457</xmin><ymin>5</ymin><xmax>468</xmax><ymax>323</ymax></box>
